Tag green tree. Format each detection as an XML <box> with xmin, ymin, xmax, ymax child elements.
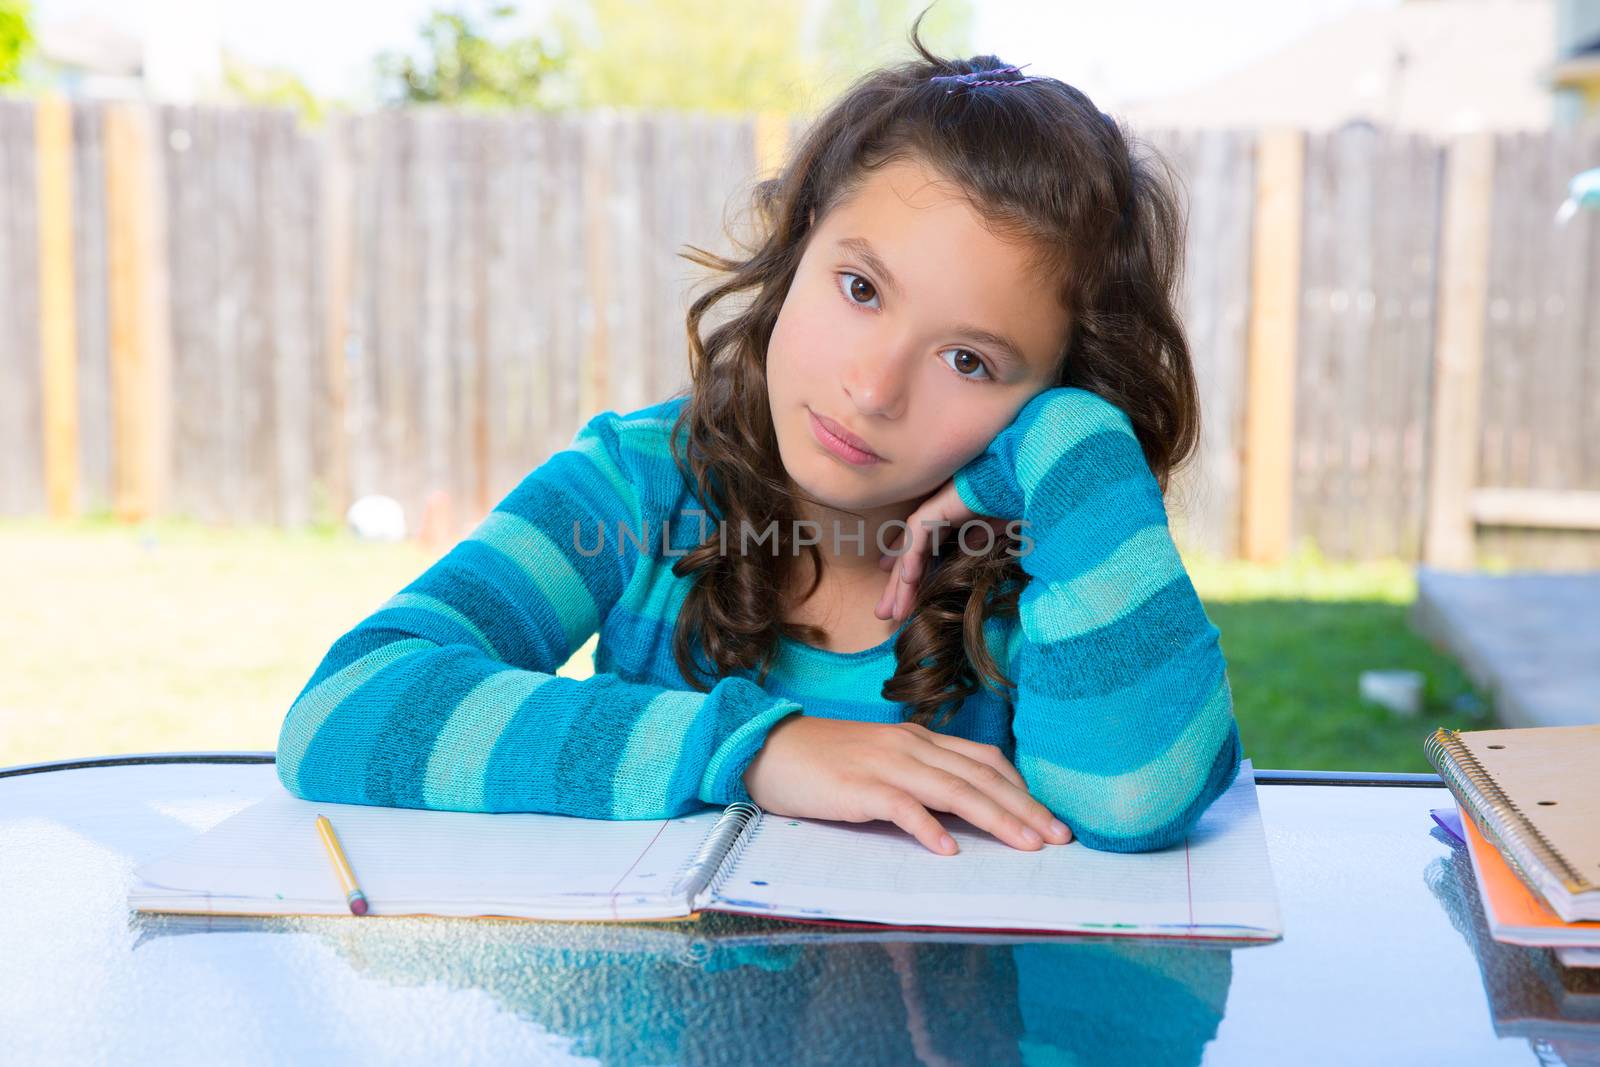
<box><xmin>0</xmin><ymin>0</ymin><xmax>34</xmax><ymax>88</ymax></box>
<box><xmin>373</xmin><ymin>0</ymin><xmax>975</xmax><ymax>114</ymax></box>
<box><xmin>551</xmin><ymin>0</ymin><xmax>975</xmax><ymax>113</ymax></box>
<box><xmin>222</xmin><ymin>51</ymin><xmax>329</xmax><ymax>124</ymax></box>
<box><xmin>374</xmin><ymin>2</ymin><xmax>568</xmax><ymax>109</ymax></box>
<box><xmin>812</xmin><ymin>0</ymin><xmax>974</xmax><ymax>102</ymax></box>
<box><xmin>548</xmin><ymin>0</ymin><xmax>816</xmax><ymax>113</ymax></box>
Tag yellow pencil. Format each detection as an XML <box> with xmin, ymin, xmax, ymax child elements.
<box><xmin>315</xmin><ymin>814</ymin><xmax>370</xmax><ymax>915</ymax></box>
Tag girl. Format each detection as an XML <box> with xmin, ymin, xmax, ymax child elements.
<box><xmin>275</xmin><ymin>16</ymin><xmax>1243</xmax><ymax>857</ymax></box>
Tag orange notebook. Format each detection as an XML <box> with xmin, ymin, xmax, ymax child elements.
<box><xmin>1459</xmin><ymin>805</ymin><xmax>1600</xmax><ymax>948</ymax></box>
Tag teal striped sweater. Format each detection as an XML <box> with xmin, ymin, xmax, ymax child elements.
<box><xmin>276</xmin><ymin>386</ymin><xmax>1243</xmax><ymax>852</ymax></box>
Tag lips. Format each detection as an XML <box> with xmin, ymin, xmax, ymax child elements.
<box><xmin>811</xmin><ymin>410</ymin><xmax>883</xmax><ymax>460</ymax></box>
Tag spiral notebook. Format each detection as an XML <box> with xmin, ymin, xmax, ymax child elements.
<box><xmin>129</xmin><ymin>760</ymin><xmax>1281</xmax><ymax>940</ymax></box>
<box><xmin>1426</xmin><ymin>725</ymin><xmax>1600</xmax><ymax>924</ymax></box>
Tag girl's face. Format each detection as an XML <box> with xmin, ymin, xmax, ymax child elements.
<box><xmin>766</xmin><ymin>156</ymin><xmax>1071</xmax><ymax>516</ymax></box>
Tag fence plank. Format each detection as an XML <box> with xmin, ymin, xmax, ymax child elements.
<box><xmin>104</xmin><ymin>102</ymin><xmax>170</xmax><ymax>523</ymax></box>
<box><xmin>1242</xmin><ymin>129</ymin><xmax>1303</xmax><ymax>563</ymax></box>
<box><xmin>36</xmin><ymin>95</ymin><xmax>80</xmax><ymax>520</ymax></box>
<box><xmin>70</xmin><ymin>101</ymin><xmax>112</xmax><ymax>515</ymax></box>
<box><xmin>163</xmin><ymin>105</ymin><xmax>211</xmax><ymax>522</ymax></box>
<box><xmin>318</xmin><ymin>114</ymin><xmax>353</xmax><ymax>526</ymax></box>
<box><xmin>580</xmin><ymin>112</ymin><xmax>612</xmax><ymax>424</ymax></box>
<box><xmin>1423</xmin><ymin>131</ymin><xmax>1495</xmax><ymax>569</ymax></box>
<box><xmin>550</xmin><ymin>114</ymin><xmax>585</xmax><ymax>458</ymax></box>
<box><xmin>343</xmin><ymin>110</ymin><xmax>380</xmax><ymax>506</ymax></box>
<box><xmin>267</xmin><ymin>110</ymin><xmax>315</xmax><ymax>528</ymax></box>
<box><xmin>0</xmin><ymin>101</ymin><xmax>44</xmax><ymax>515</ymax></box>
<box><xmin>372</xmin><ymin>109</ymin><xmax>421</xmax><ymax>526</ymax></box>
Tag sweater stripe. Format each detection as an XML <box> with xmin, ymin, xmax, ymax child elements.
<box><xmin>1011</xmin><ymin>637</ymin><xmax>1229</xmax><ymax>772</ymax></box>
<box><xmin>422</xmin><ymin>670</ymin><xmax>556</xmax><ymax>808</ymax></box>
<box><xmin>1030</xmin><ymin>524</ymin><xmax>1184</xmax><ymax>642</ymax></box>
<box><xmin>277</xmin><ymin>638</ymin><xmax>436</xmax><ymax>794</ymax></box>
<box><xmin>1016</xmin><ymin>401</ymin><xmax>1134</xmax><ymax>500</ymax></box>
<box><xmin>1017</xmin><ymin>576</ymin><xmax>1217</xmax><ymax>700</ymax></box>
<box><xmin>374</xmin><ymin>592</ymin><xmax>501</xmax><ymax>659</ymax></box>
<box><xmin>609</xmin><ymin>689</ymin><xmax>710</xmax><ymax>818</ymax></box>
<box><xmin>1016</xmin><ymin>671</ymin><xmax>1236</xmax><ymax>848</ymax></box>
<box><xmin>358</xmin><ymin>648</ymin><xmax>496</xmax><ymax>807</ymax></box>
<box><xmin>466</xmin><ymin>510</ymin><xmax>600</xmax><ymax>654</ymax></box>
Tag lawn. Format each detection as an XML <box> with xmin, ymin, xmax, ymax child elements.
<box><xmin>0</xmin><ymin>517</ymin><xmax>1488</xmax><ymax>773</ymax></box>
<box><xmin>1184</xmin><ymin>545</ymin><xmax>1489</xmax><ymax>773</ymax></box>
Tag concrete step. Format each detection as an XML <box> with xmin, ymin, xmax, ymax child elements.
<box><xmin>1410</xmin><ymin>567</ymin><xmax>1600</xmax><ymax>729</ymax></box>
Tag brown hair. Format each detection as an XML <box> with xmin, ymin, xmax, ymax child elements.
<box><xmin>664</xmin><ymin>6</ymin><xmax>1200</xmax><ymax>729</ymax></box>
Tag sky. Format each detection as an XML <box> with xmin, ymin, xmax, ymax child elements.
<box><xmin>33</xmin><ymin>0</ymin><xmax>1404</xmax><ymax>109</ymax></box>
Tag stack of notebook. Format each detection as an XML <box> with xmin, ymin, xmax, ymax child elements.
<box><xmin>1426</xmin><ymin>724</ymin><xmax>1600</xmax><ymax>970</ymax></box>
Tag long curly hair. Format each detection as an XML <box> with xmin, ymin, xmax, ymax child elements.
<box><xmin>664</xmin><ymin>7</ymin><xmax>1200</xmax><ymax>730</ymax></box>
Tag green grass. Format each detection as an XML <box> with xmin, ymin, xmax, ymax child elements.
<box><xmin>0</xmin><ymin>518</ymin><xmax>1487</xmax><ymax>773</ymax></box>
<box><xmin>1186</xmin><ymin>542</ymin><xmax>1489</xmax><ymax>773</ymax></box>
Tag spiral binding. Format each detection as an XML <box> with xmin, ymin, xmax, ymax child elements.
<box><xmin>668</xmin><ymin>800</ymin><xmax>764</xmax><ymax>910</ymax></box>
<box><xmin>703</xmin><ymin>802</ymin><xmax>764</xmax><ymax>905</ymax></box>
<box><xmin>1425</xmin><ymin>727</ymin><xmax>1591</xmax><ymax>897</ymax></box>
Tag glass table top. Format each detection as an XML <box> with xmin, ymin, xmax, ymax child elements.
<box><xmin>2</xmin><ymin>757</ymin><xmax>1596</xmax><ymax>1065</ymax></box>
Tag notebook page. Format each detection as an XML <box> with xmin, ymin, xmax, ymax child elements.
<box><xmin>705</xmin><ymin>760</ymin><xmax>1281</xmax><ymax>937</ymax></box>
<box><xmin>130</xmin><ymin>793</ymin><xmax>725</xmax><ymax>919</ymax></box>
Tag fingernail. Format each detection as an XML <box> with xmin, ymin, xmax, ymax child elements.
<box><xmin>939</xmin><ymin>834</ymin><xmax>957</xmax><ymax>853</ymax></box>
<box><xmin>1022</xmin><ymin>826</ymin><xmax>1042</xmax><ymax>845</ymax></box>
<box><xmin>1050</xmin><ymin>820</ymin><xmax>1069</xmax><ymax>839</ymax></box>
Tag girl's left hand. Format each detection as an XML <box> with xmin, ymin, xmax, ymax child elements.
<box><xmin>874</xmin><ymin>478</ymin><xmax>1010</xmax><ymax>623</ymax></box>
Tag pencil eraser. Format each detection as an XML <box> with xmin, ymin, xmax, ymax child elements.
<box><xmin>350</xmin><ymin>895</ymin><xmax>369</xmax><ymax>916</ymax></box>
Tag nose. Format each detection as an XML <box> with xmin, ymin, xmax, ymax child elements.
<box><xmin>840</xmin><ymin>341</ymin><xmax>913</xmax><ymax>419</ymax></box>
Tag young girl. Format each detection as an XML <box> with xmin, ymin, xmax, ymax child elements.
<box><xmin>275</xmin><ymin>21</ymin><xmax>1243</xmax><ymax>857</ymax></box>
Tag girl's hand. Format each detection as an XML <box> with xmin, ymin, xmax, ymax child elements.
<box><xmin>875</xmin><ymin>477</ymin><xmax>1010</xmax><ymax>623</ymax></box>
<box><xmin>742</xmin><ymin>715</ymin><xmax>1074</xmax><ymax>854</ymax></box>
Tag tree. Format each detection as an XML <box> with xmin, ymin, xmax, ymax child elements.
<box><xmin>0</xmin><ymin>0</ymin><xmax>34</xmax><ymax>88</ymax></box>
<box><xmin>813</xmin><ymin>0</ymin><xmax>974</xmax><ymax>101</ymax></box>
<box><xmin>548</xmin><ymin>0</ymin><xmax>816</xmax><ymax>114</ymax></box>
<box><xmin>545</xmin><ymin>0</ymin><xmax>973</xmax><ymax>114</ymax></box>
<box><xmin>373</xmin><ymin>2</ymin><xmax>569</xmax><ymax>109</ymax></box>
<box><xmin>222</xmin><ymin>51</ymin><xmax>329</xmax><ymax>123</ymax></box>
<box><xmin>372</xmin><ymin>0</ymin><xmax>975</xmax><ymax>114</ymax></box>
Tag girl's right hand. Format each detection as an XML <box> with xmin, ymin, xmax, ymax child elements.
<box><xmin>741</xmin><ymin>715</ymin><xmax>1073</xmax><ymax>854</ymax></box>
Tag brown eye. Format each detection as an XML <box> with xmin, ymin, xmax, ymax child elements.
<box><xmin>941</xmin><ymin>348</ymin><xmax>993</xmax><ymax>382</ymax></box>
<box><xmin>838</xmin><ymin>272</ymin><xmax>880</xmax><ymax>307</ymax></box>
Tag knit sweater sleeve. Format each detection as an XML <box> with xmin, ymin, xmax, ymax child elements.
<box><xmin>950</xmin><ymin>386</ymin><xmax>1243</xmax><ymax>853</ymax></box>
<box><xmin>274</xmin><ymin>407</ymin><xmax>803</xmax><ymax>819</ymax></box>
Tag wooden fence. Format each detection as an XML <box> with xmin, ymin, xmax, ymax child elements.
<box><xmin>1</xmin><ymin>98</ymin><xmax>1598</xmax><ymax>567</ymax></box>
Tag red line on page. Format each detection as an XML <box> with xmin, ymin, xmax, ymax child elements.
<box><xmin>608</xmin><ymin>818</ymin><xmax>676</xmax><ymax>919</ymax></box>
<box><xmin>1185</xmin><ymin>834</ymin><xmax>1195</xmax><ymax>934</ymax></box>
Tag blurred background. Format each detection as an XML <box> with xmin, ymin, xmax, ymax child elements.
<box><xmin>2</xmin><ymin>0</ymin><xmax>1597</xmax><ymax>771</ymax></box>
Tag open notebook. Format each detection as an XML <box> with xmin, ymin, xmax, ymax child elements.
<box><xmin>130</xmin><ymin>759</ymin><xmax>1282</xmax><ymax>941</ymax></box>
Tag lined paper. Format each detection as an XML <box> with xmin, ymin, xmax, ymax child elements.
<box><xmin>705</xmin><ymin>760</ymin><xmax>1282</xmax><ymax>938</ymax></box>
<box><xmin>131</xmin><ymin>796</ymin><xmax>724</xmax><ymax>919</ymax></box>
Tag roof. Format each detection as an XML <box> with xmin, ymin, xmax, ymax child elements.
<box><xmin>1119</xmin><ymin>0</ymin><xmax>1555</xmax><ymax>134</ymax></box>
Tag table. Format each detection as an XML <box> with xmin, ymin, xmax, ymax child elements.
<box><xmin>2</xmin><ymin>754</ymin><xmax>1594</xmax><ymax>1065</ymax></box>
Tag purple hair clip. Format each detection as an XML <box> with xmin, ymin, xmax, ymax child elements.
<box><xmin>929</xmin><ymin>63</ymin><xmax>1041</xmax><ymax>93</ymax></box>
